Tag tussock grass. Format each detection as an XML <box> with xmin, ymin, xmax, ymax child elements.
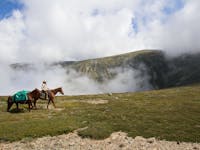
<box><xmin>0</xmin><ymin>85</ymin><xmax>200</xmax><ymax>142</ymax></box>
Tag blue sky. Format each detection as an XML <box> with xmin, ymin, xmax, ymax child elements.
<box><xmin>0</xmin><ymin>0</ymin><xmax>185</xmax><ymax>19</ymax></box>
<box><xmin>0</xmin><ymin>0</ymin><xmax>23</xmax><ymax>19</ymax></box>
<box><xmin>162</xmin><ymin>0</ymin><xmax>184</xmax><ymax>15</ymax></box>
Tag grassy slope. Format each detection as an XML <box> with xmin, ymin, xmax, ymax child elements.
<box><xmin>65</xmin><ymin>50</ymin><xmax>165</xmax><ymax>83</ymax></box>
<box><xmin>0</xmin><ymin>84</ymin><xmax>200</xmax><ymax>142</ymax></box>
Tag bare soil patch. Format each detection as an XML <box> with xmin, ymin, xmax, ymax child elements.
<box><xmin>81</xmin><ymin>99</ymin><xmax>108</xmax><ymax>104</ymax></box>
<box><xmin>68</xmin><ymin>99</ymin><xmax>109</xmax><ymax>104</ymax></box>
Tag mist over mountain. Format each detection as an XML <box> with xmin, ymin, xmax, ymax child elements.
<box><xmin>1</xmin><ymin>1</ymin><xmax>200</xmax><ymax>95</ymax></box>
<box><xmin>8</xmin><ymin>50</ymin><xmax>200</xmax><ymax>95</ymax></box>
<box><xmin>58</xmin><ymin>50</ymin><xmax>200</xmax><ymax>89</ymax></box>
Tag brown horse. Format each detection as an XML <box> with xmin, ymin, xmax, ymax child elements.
<box><xmin>33</xmin><ymin>87</ymin><xmax>64</xmax><ymax>109</ymax></box>
<box><xmin>7</xmin><ymin>88</ymin><xmax>40</xmax><ymax>112</ymax></box>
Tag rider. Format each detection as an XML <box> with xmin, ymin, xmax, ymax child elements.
<box><xmin>41</xmin><ymin>80</ymin><xmax>49</xmax><ymax>99</ymax></box>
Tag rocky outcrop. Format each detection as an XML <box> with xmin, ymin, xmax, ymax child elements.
<box><xmin>0</xmin><ymin>131</ymin><xmax>199</xmax><ymax>150</ymax></box>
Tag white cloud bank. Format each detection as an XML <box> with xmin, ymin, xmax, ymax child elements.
<box><xmin>0</xmin><ymin>63</ymin><xmax>152</xmax><ymax>95</ymax></box>
<box><xmin>0</xmin><ymin>0</ymin><xmax>200</xmax><ymax>63</ymax></box>
<box><xmin>0</xmin><ymin>0</ymin><xmax>200</xmax><ymax>95</ymax></box>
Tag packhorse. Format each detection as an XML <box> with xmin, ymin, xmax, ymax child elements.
<box><xmin>33</xmin><ymin>87</ymin><xmax>64</xmax><ymax>109</ymax></box>
<box><xmin>7</xmin><ymin>88</ymin><xmax>40</xmax><ymax>112</ymax></box>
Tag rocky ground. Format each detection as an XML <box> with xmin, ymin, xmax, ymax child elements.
<box><xmin>0</xmin><ymin>131</ymin><xmax>200</xmax><ymax>150</ymax></box>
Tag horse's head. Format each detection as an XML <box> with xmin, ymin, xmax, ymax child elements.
<box><xmin>59</xmin><ymin>87</ymin><xmax>64</xmax><ymax>95</ymax></box>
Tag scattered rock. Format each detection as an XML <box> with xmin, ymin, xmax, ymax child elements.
<box><xmin>69</xmin><ymin>142</ymin><xmax>75</xmax><ymax>146</ymax></box>
<box><xmin>147</xmin><ymin>137</ymin><xmax>156</xmax><ymax>144</ymax></box>
<box><xmin>81</xmin><ymin>121</ymin><xmax>88</xmax><ymax>124</ymax></box>
<box><xmin>119</xmin><ymin>143</ymin><xmax>125</xmax><ymax>148</ymax></box>
<box><xmin>108</xmin><ymin>93</ymin><xmax>112</xmax><ymax>96</ymax></box>
<box><xmin>135</xmin><ymin>136</ymin><xmax>146</xmax><ymax>142</ymax></box>
<box><xmin>75</xmin><ymin>126</ymin><xmax>88</xmax><ymax>132</ymax></box>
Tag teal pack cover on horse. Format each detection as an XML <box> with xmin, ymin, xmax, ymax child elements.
<box><xmin>12</xmin><ymin>90</ymin><xmax>29</xmax><ymax>102</ymax></box>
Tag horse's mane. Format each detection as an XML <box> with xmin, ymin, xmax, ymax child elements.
<box><xmin>50</xmin><ymin>87</ymin><xmax>64</xmax><ymax>95</ymax></box>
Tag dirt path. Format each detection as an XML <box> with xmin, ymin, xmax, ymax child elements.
<box><xmin>68</xmin><ymin>99</ymin><xmax>109</xmax><ymax>105</ymax></box>
<box><xmin>0</xmin><ymin>131</ymin><xmax>199</xmax><ymax>150</ymax></box>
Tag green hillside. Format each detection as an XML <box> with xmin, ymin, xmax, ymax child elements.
<box><xmin>0</xmin><ymin>84</ymin><xmax>200</xmax><ymax>142</ymax></box>
<box><xmin>60</xmin><ymin>50</ymin><xmax>200</xmax><ymax>89</ymax></box>
<box><xmin>166</xmin><ymin>53</ymin><xmax>200</xmax><ymax>87</ymax></box>
<box><xmin>60</xmin><ymin>50</ymin><xmax>167</xmax><ymax>86</ymax></box>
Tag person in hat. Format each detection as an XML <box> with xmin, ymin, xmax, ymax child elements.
<box><xmin>41</xmin><ymin>80</ymin><xmax>49</xmax><ymax>99</ymax></box>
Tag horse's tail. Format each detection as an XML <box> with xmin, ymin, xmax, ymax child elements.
<box><xmin>7</xmin><ymin>96</ymin><xmax>14</xmax><ymax>112</ymax></box>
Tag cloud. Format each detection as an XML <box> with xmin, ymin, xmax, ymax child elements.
<box><xmin>62</xmin><ymin>66</ymin><xmax>152</xmax><ymax>95</ymax></box>
<box><xmin>0</xmin><ymin>10</ymin><xmax>25</xmax><ymax>63</ymax></box>
<box><xmin>0</xmin><ymin>63</ymin><xmax>152</xmax><ymax>95</ymax></box>
<box><xmin>129</xmin><ymin>0</ymin><xmax>200</xmax><ymax>56</ymax></box>
<box><xmin>19</xmin><ymin>0</ymin><xmax>139</xmax><ymax>61</ymax></box>
<box><xmin>1</xmin><ymin>0</ymin><xmax>199</xmax><ymax>63</ymax></box>
<box><xmin>0</xmin><ymin>0</ymin><xmax>200</xmax><ymax>95</ymax></box>
<box><xmin>0</xmin><ymin>63</ymin><xmax>65</xmax><ymax>95</ymax></box>
<box><xmin>102</xmin><ymin>66</ymin><xmax>152</xmax><ymax>93</ymax></box>
<box><xmin>0</xmin><ymin>0</ymin><xmax>200</xmax><ymax>62</ymax></box>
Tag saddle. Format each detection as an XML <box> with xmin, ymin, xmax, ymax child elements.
<box><xmin>41</xmin><ymin>90</ymin><xmax>49</xmax><ymax>100</ymax></box>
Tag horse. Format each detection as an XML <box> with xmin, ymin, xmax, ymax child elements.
<box><xmin>33</xmin><ymin>87</ymin><xmax>64</xmax><ymax>109</ymax></box>
<box><xmin>7</xmin><ymin>88</ymin><xmax>40</xmax><ymax>112</ymax></box>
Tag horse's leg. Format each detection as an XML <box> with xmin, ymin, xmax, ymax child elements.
<box><xmin>7</xmin><ymin>102</ymin><xmax>14</xmax><ymax>112</ymax></box>
<box><xmin>31</xmin><ymin>102</ymin><xmax>33</xmax><ymax>109</ymax></box>
<box><xmin>47</xmin><ymin>99</ymin><xmax>51</xmax><ymax>109</ymax></box>
<box><xmin>27</xmin><ymin>95</ymin><xmax>34</xmax><ymax>110</ymax></box>
<box><xmin>16</xmin><ymin>102</ymin><xmax>19</xmax><ymax>110</ymax></box>
<box><xmin>33</xmin><ymin>99</ymin><xmax>37</xmax><ymax>109</ymax></box>
<box><xmin>7</xmin><ymin>97</ymin><xmax>14</xmax><ymax>112</ymax></box>
<box><xmin>28</xmin><ymin>101</ymin><xmax>31</xmax><ymax>112</ymax></box>
<box><xmin>51</xmin><ymin>98</ymin><xmax>56</xmax><ymax>108</ymax></box>
<box><xmin>30</xmin><ymin>100</ymin><xmax>33</xmax><ymax>109</ymax></box>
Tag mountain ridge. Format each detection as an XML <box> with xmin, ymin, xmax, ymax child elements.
<box><xmin>10</xmin><ymin>50</ymin><xmax>200</xmax><ymax>92</ymax></box>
